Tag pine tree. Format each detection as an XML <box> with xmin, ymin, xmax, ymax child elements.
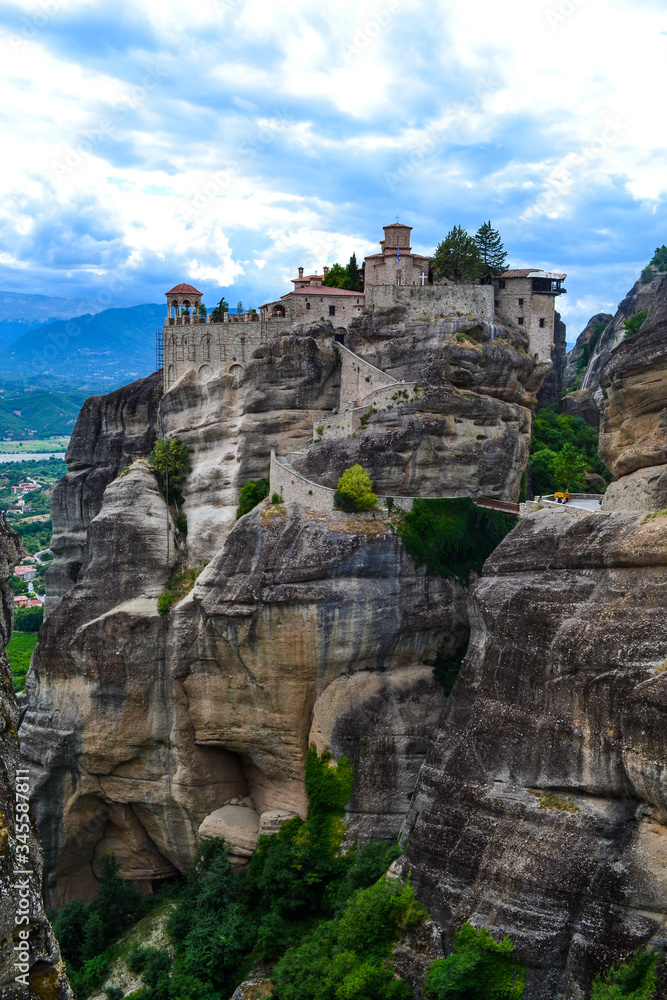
<box><xmin>474</xmin><ymin>221</ymin><xmax>508</xmax><ymax>281</ymax></box>
<box><xmin>343</xmin><ymin>253</ymin><xmax>362</xmax><ymax>291</ymax></box>
<box><xmin>431</xmin><ymin>226</ymin><xmax>481</xmax><ymax>284</ymax></box>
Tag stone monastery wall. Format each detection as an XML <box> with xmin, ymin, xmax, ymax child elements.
<box><xmin>338</xmin><ymin>342</ymin><xmax>397</xmax><ymax>407</ymax></box>
<box><xmin>164</xmin><ymin>317</ymin><xmax>276</xmax><ymax>389</ymax></box>
<box><xmin>365</xmin><ymin>283</ymin><xmax>494</xmax><ymax>322</ymax></box>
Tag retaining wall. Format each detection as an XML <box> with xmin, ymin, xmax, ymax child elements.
<box><xmin>338</xmin><ymin>343</ymin><xmax>397</xmax><ymax>407</ymax></box>
<box><xmin>269</xmin><ymin>451</ymin><xmax>467</xmax><ymax>514</ymax></box>
<box><xmin>314</xmin><ymin>382</ymin><xmax>419</xmax><ymax>442</ymax></box>
<box><xmin>365</xmin><ymin>283</ymin><xmax>494</xmax><ymax>323</ymax></box>
<box><xmin>520</xmin><ymin>498</ymin><xmax>596</xmax><ymax>519</ymax></box>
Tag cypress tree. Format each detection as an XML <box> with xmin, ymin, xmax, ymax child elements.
<box><xmin>343</xmin><ymin>253</ymin><xmax>362</xmax><ymax>291</ymax></box>
<box><xmin>474</xmin><ymin>221</ymin><xmax>508</xmax><ymax>280</ymax></box>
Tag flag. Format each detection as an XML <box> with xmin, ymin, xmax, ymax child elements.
<box><xmin>397</xmin><ymin>246</ymin><xmax>401</xmax><ymax>262</ymax></box>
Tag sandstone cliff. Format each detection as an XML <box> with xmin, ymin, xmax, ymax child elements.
<box><xmin>399</xmin><ymin>295</ymin><xmax>667</xmax><ymax>997</ymax></box>
<box><xmin>25</xmin><ymin>315</ymin><xmax>519</xmax><ymax>904</ymax></box>
<box><xmin>537</xmin><ymin>311</ymin><xmax>567</xmax><ymax>408</ymax></box>
<box><xmin>571</xmin><ymin>275</ymin><xmax>664</xmax><ymax>404</ymax></box>
<box><xmin>0</xmin><ymin>516</ymin><xmax>72</xmax><ymax>1000</ymax></box>
<box><xmin>292</xmin><ymin>310</ymin><xmax>539</xmax><ymax>502</ymax></box>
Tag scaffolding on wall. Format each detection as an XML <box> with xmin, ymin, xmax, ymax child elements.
<box><xmin>155</xmin><ymin>326</ymin><xmax>164</xmax><ymax>375</ymax></box>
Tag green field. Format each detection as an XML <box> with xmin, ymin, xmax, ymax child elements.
<box><xmin>0</xmin><ymin>436</ymin><xmax>69</xmax><ymax>453</ymax></box>
<box><xmin>7</xmin><ymin>631</ymin><xmax>38</xmax><ymax>691</ymax></box>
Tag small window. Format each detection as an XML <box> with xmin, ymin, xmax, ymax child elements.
<box><xmin>518</xmin><ymin>317</ymin><xmax>524</xmax><ymax>325</ymax></box>
<box><xmin>539</xmin><ymin>318</ymin><xmax>546</xmax><ymax>328</ymax></box>
<box><xmin>329</xmin><ymin>305</ymin><xmax>336</xmax><ymax>316</ymax></box>
<box><xmin>495</xmin><ymin>299</ymin><xmax>499</xmax><ymax>307</ymax></box>
<box><xmin>306</xmin><ymin>302</ymin><xmax>311</xmax><ymax>310</ymax></box>
<box><xmin>498</xmin><ymin>280</ymin><xmax>506</xmax><ymax>289</ymax></box>
<box><xmin>518</xmin><ymin>298</ymin><xmax>524</xmax><ymax>306</ymax></box>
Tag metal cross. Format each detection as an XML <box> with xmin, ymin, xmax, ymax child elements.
<box><xmin>395</xmin><ymin>214</ymin><xmax>400</xmax><ymax>223</ymax></box>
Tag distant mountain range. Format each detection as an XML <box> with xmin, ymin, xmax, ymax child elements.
<box><xmin>0</xmin><ymin>290</ymin><xmax>119</xmax><ymax>351</ymax></box>
<box><xmin>0</xmin><ymin>303</ymin><xmax>165</xmax><ymax>388</ymax></box>
<box><xmin>0</xmin><ymin>296</ymin><xmax>166</xmax><ymax>438</ymax></box>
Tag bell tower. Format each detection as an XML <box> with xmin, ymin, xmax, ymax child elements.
<box><xmin>165</xmin><ymin>282</ymin><xmax>203</xmax><ymax>321</ymax></box>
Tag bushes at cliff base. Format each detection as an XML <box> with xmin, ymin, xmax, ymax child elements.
<box><xmin>334</xmin><ymin>465</ymin><xmax>378</xmax><ymax>512</ymax></box>
<box><xmin>591</xmin><ymin>951</ymin><xmax>658</xmax><ymax>1000</ymax></box>
<box><xmin>150</xmin><ymin>438</ymin><xmax>191</xmax><ymax>503</ymax></box>
<box><xmin>54</xmin><ymin>854</ymin><xmax>142</xmax><ymax>998</ymax></box>
<box><xmin>236</xmin><ymin>477</ymin><xmax>270</xmax><ymax>519</ymax></box>
<box><xmin>273</xmin><ymin>876</ymin><xmax>425</xmax><ymax>1000</ymax></box>
<box><xmin>424</xmin><ymin>923</ymin><xmax>525</xmax><ymax>1000</ymax></box>
<box><xmin>395</xmin><ymin>498</ymin><xmax>515</xmax><ymax>584</ymax></box>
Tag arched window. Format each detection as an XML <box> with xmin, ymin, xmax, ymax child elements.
<box><xmin>201</xmin><ymin>334</ymin><xmax>211</xmax><ymax>360</ymax></box>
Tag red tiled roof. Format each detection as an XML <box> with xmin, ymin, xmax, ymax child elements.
<box><xmin>166</xmin><ymin>283</ymin><xmax>202</xmax><ymax>295</ymax></box>
<box><xmin>293</xmin><ymin>274</ymin><xmax>322</xmax><ymax>282</ymax></box>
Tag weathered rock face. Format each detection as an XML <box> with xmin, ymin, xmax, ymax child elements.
<box><xmin>598</xmin><ymin>298</ymin><xmax>667</xmax><ymax>480</ymax></box>
<box><xmin>563</xmin><ymin>311</ymin><xmax>613</xmax><ymax>394</ymax></box>
<box><xmin>537</xmin><ymin>311</ymin><xmax>567</xmax><ymax>408</ymax></box>
<box><xmin>25</xmin><ymin>308</ymin><xmax>546</xmax><ymax>904</ymax></box>
<box><xmin>293</xmin><ymin>313</ymin><xmax>541</xmax><ymax>502</ymax></box>
<box><xmin>576</xmin><ymin>277</ymin><xmax>664</xmax><ymax>402</ymax></box>
<box><xmin>400</xmin><ymin>507</ymin><xmax>667</xmax><ymax>999</ymax></box>
<box><xmin>23</xmin><ymin>484</ymin><xmax>466</xmax><ymax>903</ymax></box>
<box><xmin>559</xmin><ymin>387</ymin><xmax>600</xmax><ymax>428</ymax></box>
<box><xmin>46</xmin><ymin>372</ymin><xmax>162</xmax><ymax>615</ymax></box>
<box><xmin>0</xmin><ymin>516</ymin><xmax>72</xmax><ymax>999</ymax></box>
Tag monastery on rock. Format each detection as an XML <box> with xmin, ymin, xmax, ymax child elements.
<box><xmin>161</xmin><ymin>222</ymin><xmax>566</xmax><ymax>391</ymax></box>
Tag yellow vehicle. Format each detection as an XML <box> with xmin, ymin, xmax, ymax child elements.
<box><xmin>554</xmin><ymin>491</ymin><xmax>570</xmax><ymax>503</ymax></box>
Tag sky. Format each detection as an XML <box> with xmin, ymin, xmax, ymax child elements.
<box><xmin>1</xmin><ymin>0</ymin><xmax>666</xmax><ymax>338</ymax></box>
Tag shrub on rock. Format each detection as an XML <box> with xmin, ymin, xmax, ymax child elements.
<box><xmin>334</xmin><ymin>465</ymin><xmax>378</xmax><ymax>512</ymax></box>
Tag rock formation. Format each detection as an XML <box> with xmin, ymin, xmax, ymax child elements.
<box><xmin>567</xmin><ymin>274</ymin><xmax>665</xmax><ymax>405</ymax></box>
<box><xmin>537</xmin><ymin>311</ymin><xmax>567</xmax><ymax>408</ymax></box>
<box><xmin>26</xmin><ymin>314</ymin><xmax>526</xmax><ymax>904</ymax></box>
<box><xmin>292</xmin><ymin>310</ymin><xmax>539</xmax><ymax>502</ymax></box>
<box><xmin>399</xmin><ymin>286</ymin><xmax>667</xmax><ymax>997</ymax></box>
<box><xmin>563</xmin><ymin>311</ymin><xmax>613</xmax><ymax>393</ymax></box>
<box><xmin>0</xmin><ymin>515</ymin><xmax>72</xmax><ymax>1000</ymax></box>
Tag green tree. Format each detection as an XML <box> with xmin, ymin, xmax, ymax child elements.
<box><xmin>322</xmin><ymin>263</ymin><xmax>348</xmax><ymax>288</ymax></box>
<box><xmin>322</xmin><ymin>255</ymin><xmax>363</xmax><ymax>291</ymax></box>
<box><xmin>150</xmin><ymin>438</ymin><xmax>192</xmax><ymax>504</ymax></box>
<box><xmin>53</xmin><ymin>899</ymin><xmax>87</xmax><ymax>968</ymax></box>
<box><xmin>82</xmin><ymin>911</ymin><xmax>107</xmax><ymax>962</ymax></box>
<box><xmin>236</xmin><ymin>478</ymin><xmax>270</xmax><ymax>519</ymax></box>
<box><xmin>396</xmin><ymin>498</ymin><xmax>515</xmax><ymax>585</ymax></box>
<box><xmin>650</xmin><ymin>245</ymin><xmax>667</xmax><ymax>271</ymax></box>
<box><xmin>591</xmin><ymin>951</ymin><xmax>658</xmax><ymax>1000</ymax></box>
<box><xmin>88</xmin><ymin>853</ymin><xmax>141</xmax><ymax>941</ymax></box>
<box><xmin>211</xmin><ymin>296</ymin><xmax>229</xmax><ymax>322</ymax></box>
<box><xmin>343</xmin><ymin>253</ymin><xmax>363</xmax><ymax>291</ymax></box>
<box><xmin>474</xmin><ymin>221</ymin><xmax>507</xmax><ymax>281</ymax></box>
<box><xmin>551</xmin><ymin>442</ymin><xmax>587</xmax><ymax>490</ymax></box>
<box><xmin>431</xmin><ymin>226</ymin><xmax>482</xmax><ymax>284</ymax></box>
<box><xmin>237</xmin><ymin>300</ymin><xmax>243</xmax><ymax>315</ymax></box>
<box><xmin>334</xmin><ymin>465</ymin><xmax>378</xmax><ymax>512</ymax></box>
<box><xmin>197</xmin><ymin>303</ymin><xmax>207</xmax><ymax>317</ymax></box>
<box><xmin>425</xmin><ymin>923</ymin><xmax>525</xmax><ymax>1000</ymax></box>
<box><xmin>14</xmin><ymin>606</ymin><xmax>43</xmax><ymax>632</ymax></box>
<box><xmin>9</xmin><ymin>575</ymin><xmax>28</xmax><ymax>595</ymax></box>
<box><xmin>624</xmin><ymin>309</ymin><xmax>648</xmax><ymax>339</ymax></box>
